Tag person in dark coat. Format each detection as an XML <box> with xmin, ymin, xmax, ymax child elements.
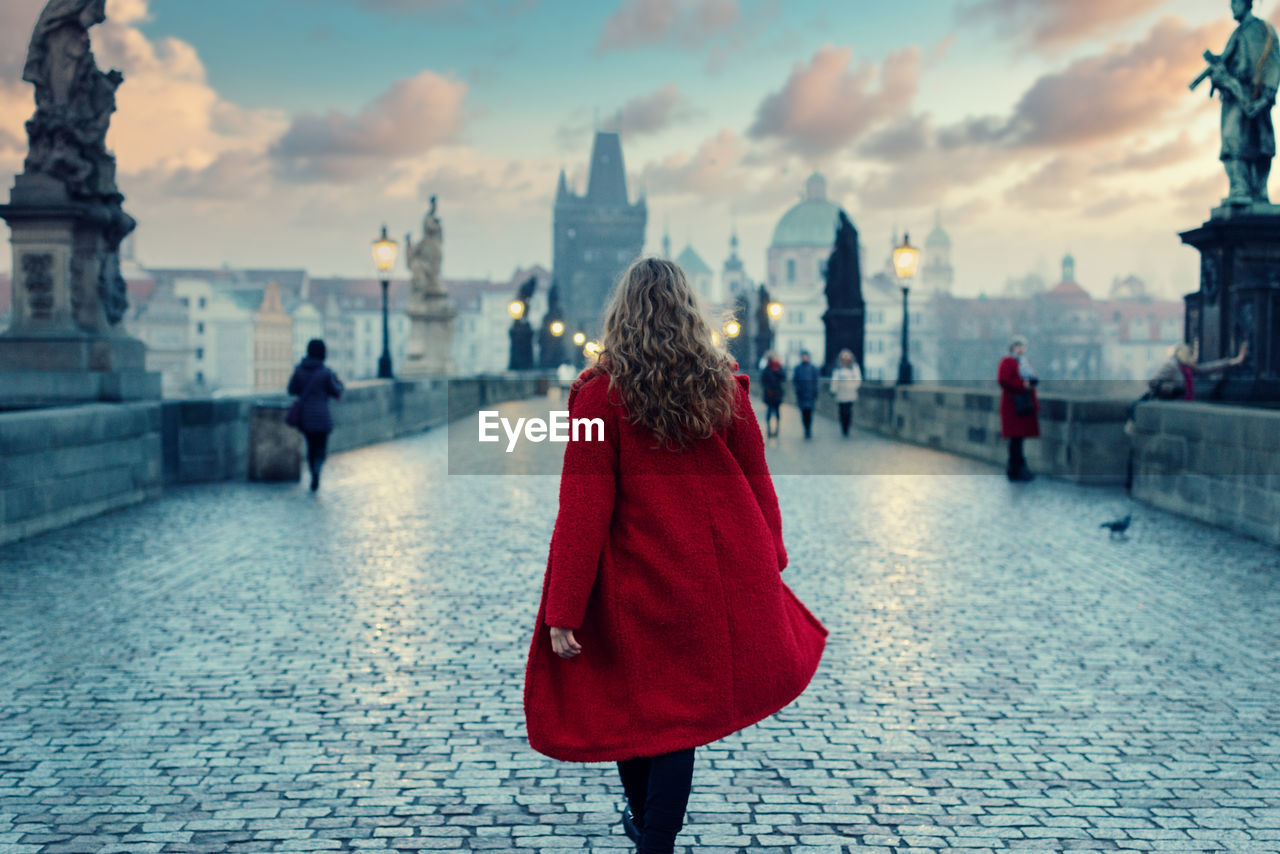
<box><xmin>523</xmin><ymin>258</ymin><xmax>828</xmax><ymax>854</ymax></box>
<box><xmin>759</xmin><ymin>352</ymin><xmax>785</xmax><ymax>438</ymax></box>
<box><xmin>997</xmin><ymin>336</ymin><xmax>1039</xmax><ymax>482</ymax></box>
<box><xmin>791</xmin><ymin>350</ymin><xmax>820</xmax><ymax>440</ymax></box>
<box><xmin>287</xmin><ymin>339</ymin><xmax>344</xmax><ymax>491</ymax></box>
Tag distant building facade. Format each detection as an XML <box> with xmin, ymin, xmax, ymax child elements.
<box><xmin>253</xmin><ymin>282</ymin><xmax>294</xmax><ymax>392</ymax></box>
<box><xmin>553</xmin><ymin>131</ymin><xmax>647</xmax><ymax>338</ymax></box>
<box><xmin>766</xmin><ymin>173</ymin><xmax>845</xmax><ymax>366</ymax></box>
<box><xmin>935</xmin><ymin>254</ymin><xmax>1182</xmax><ymax>385</ymax></box>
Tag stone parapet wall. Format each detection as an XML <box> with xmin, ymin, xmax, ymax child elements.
<box><xmin>1130</xmin><ymin>401</ymin><xmax>1280</xmax><ymax>546</ymax></box>
<box><xmin>0</xmin><ymin>374</ymin><xmax>542</xmax><ymax>546</ymax></box>
<box><xmin>813</xmin><ymin>382</ymin><xmax>1130</xmax><ymax>484</ymax></box>
<box><xmin>0</xmin><ymin>403</ymin><xmax>163</xmax><ymax>545</ymax></box>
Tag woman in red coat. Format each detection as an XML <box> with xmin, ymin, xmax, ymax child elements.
<box><xmin>523</xmin><ymin>258</ymin><xmax>828</xmax><ymax>854</ymax></box>
<box><xmin>998</xmin><ymin>336</ymin><xmax>1040</xmax><ymax>482</ymax></box>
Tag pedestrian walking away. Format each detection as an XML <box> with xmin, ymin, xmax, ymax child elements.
<box><xmin>522</xmin><ymin>257</ymin><xmax>828</xmax><ymax>854</ymax></box>
<box><xmin>998</xmin><ymin>336</ymin><xmax>1039</xmax><ymax>482</ymax></box>
<box><xmin>830</xmin><ymin>348</ymin><xmax>862</xmax><ymax>438</ymax></box>
<box><xmin>287</xmin><ymin>339</ymin><xmax>345</xmax><ymax>492</ymax></box>
<box><xmin>792</xmin><ymin>350</ymin><xmax>820</xmax><ymax>440</ymax></box>
<box><xmin>760</xmin><ymin>352</ymin><xmax>785</xmax><ymax>438</ymax></box>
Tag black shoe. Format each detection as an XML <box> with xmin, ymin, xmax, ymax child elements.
<box><xmin>310</xmin><ymin>471</ymin><xmax>320</xmax><ymax>491</ymax></box>
<box><xmin>621</xmin><ymin>804</ymin><xmax>642</xmax><ymax>844</ymax></box>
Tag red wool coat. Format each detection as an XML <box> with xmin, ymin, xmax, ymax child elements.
<box><xmin>522</xmin><ymin>368</ymin><xmax>829</xmax><ymax>763</ymax></box>
<box><xmin>998</xmin><ymin>355</ymin><xmax>1040</xmax><ymax>439</ymax></box>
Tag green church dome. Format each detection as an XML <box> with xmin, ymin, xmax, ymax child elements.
<box><xmin>770</xmin><ymin>173</ymin><xmax>847</xmax><ymax>248</ymax></box>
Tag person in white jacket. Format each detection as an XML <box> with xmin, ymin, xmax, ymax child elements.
<box><xmin>830</xmin><ymin>349</ymin><xmax>862</xmax><ymax>437</ymax></box>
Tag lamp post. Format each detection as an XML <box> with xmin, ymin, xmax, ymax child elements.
<box><xmin>893</xmin><ymin>232</ymin><xmax>920</xmax><ymax>385</ymax></box>
<box><xmin>371</xmin><ymin>225</ymin><xmax>398</xmax><ymax>379</ymax></box>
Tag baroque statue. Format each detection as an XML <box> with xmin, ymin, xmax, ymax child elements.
<box><xmin>401</xmin><ymin>195</ymin><xmax>457</xmax><ymax>375</ymax></box>
<box><xmin>20</xmin><ymin>0</ymin><xmax>135</xmax><ymax>324</ymax></box>
<box><xmin>1192</xmin><ymin>0</ymin><xmax>1280</xmax><ymax>205</ymax></box>
<box><xmin>406</xmin><ymin>195</ymin><xmax>445</xmax><ymax>311</ymax></box>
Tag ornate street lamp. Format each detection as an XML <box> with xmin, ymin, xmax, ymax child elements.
<box><xmin>893</xmin><ymin>232</ymin><xmax>920</xmax><ymax>385</ymax></box>
<box><xmin>372</xmin><ymin>225</ymin><xmax>398</xmax><ymax>379</ymax></box>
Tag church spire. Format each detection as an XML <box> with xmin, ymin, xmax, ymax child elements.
<box><xmin>586</xmin><ymin>131</ymin><xmax>629</xmax><ymax>206</ymax></box>
<box><xmin>555</xmin><ymin>168</ymin><xmax>568</xmax><ymax>201</ymax></box>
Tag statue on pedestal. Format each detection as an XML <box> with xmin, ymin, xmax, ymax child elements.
<box><xmin>822</xmin><ymin>211</ymin><xmax>865</xmax><ymax>376</ymax></box>
<box><xmin>508</xmin><ymin>276</ymin><xmax>536</xmax><ymax>372</ymax></box>
<box><xmin>1192</xmin><ymin>0</ymin><xmax>1280</xmax><ymax>205</ymax></box>
<box><xmin>402</xmin><ymin>195</ymin><xmax>457</xmax><ymax>375</ymax></box>
<box><xmin>0</xmin><ymin>0</ymin><xmax>158</xmax><ymax>404</ymax></box>
<box><xmin>1178</xmin><ymin>1</ymin><xmax>1280</xmax><ymax>402</ymax></box>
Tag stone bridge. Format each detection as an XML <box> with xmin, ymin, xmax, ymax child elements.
<box><xmin>1</xmin><ymin>396</ymin><xmax>1278</xmax><ymax>853</ymax></box>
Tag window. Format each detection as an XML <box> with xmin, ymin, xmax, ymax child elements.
<box><xmin>196</xmin><ymin>347</ymin><xmax>204</xmax><ymax>360</ymax></box>
<box><xmin>195</xmin><ymin>370</ymin><xmax>204</xmax><ymax>384</ymax></box>
<box><xmin>198</xmin><ymin>297</ymin><xmax>206</xmax><ymax>309</ymax></box>
<box><xmin>180</xmin><ymin>297</ymin><xmax>189</xmax><ymax>307</ymax></box>
<box><xmin>786</xmin><ymin>259</ymin><xmax>796</xmax><ymax>283</ymax></box>
<box><xmin>197</xmin><ymin>322</ymin><xmax>204</xmax><ymax>334</ymax></box>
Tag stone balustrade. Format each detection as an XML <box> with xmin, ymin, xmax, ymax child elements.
<box><xmin>1</xmin><ymin>374</ymin><xmax>543</xmax><ymax>545</ymax></box>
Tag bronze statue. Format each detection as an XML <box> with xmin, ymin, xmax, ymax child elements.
<box><xmin>1193</xmin><ymin>0</ymin><xmax>1280</xmax><ymax>204</ymax></box>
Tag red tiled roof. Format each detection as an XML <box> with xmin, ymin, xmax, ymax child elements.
<box><xmin>1047</xmin><ymin>280</ymin><xmax>1092</xmax><ymax>303</ymax></box>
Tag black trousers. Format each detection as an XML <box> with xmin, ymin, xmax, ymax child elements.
<box><xmin>800</xmin><ymin>407</ymin><xmax>814</xmax><ymax>437</ymax></box>
<box><xmin>765</xmin><ymin>403</ymin><xmax>781</xmax><ymax>435</ymax></box>
<box><xmin>616</xmin><ymin>747</ymin><xmax>695</xmax><ymax>853</ymax></box>
<box><xmin>1008</xmin><ymin>437</ymin><xmax>1026</xmax><ymax>474</ymax></box>
<box><xmin>303</xmin><ymin>431</ymin><xmax>329</xmax><ymax>474</ymax></box>
<box><xmin>838</xmin><ymin>402</ymin><xmax>853</xmax><ymax>436</ymax></box>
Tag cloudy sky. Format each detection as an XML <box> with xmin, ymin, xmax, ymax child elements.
<box><xmin>0</xmin><ymin>0</ymin><xmax>1261</xmax><ymax>297</ymax></box>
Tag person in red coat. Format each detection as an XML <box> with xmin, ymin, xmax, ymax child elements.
<box><xmin>522</xmin><ymin>257</ymin><xmax>828</xmax><ymax>854</ymax></box>
<box><xmin>998</xmin><ymin>336</ymin><xmax>1040</xmax><ymax>482</ymax></box>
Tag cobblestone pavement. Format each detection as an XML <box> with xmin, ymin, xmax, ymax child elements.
<box><xmin>1</xmin><ymin>395</ymin><xmax>1279</xmax><ymax>854</ymax></box>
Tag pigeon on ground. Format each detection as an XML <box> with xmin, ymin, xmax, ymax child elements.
<box><xmin>1100</xmin><ymin>515</ymin><xmax>1132</xmax><ymax>538</ymax></box>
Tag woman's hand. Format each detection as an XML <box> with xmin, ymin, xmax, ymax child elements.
<box><xmin>1234</xmin><ymin>341</ymin><xmax>1250</xmax><ymax>364</ymax></box>
<box><xmin>550</xmin><ymin>627</ymin><xmax>581</xmax><ymax>659</ymax></box>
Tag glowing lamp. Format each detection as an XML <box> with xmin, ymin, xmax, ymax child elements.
<box><xmin>893</xmin><ymin>233</ymin><xmax>920</xmax><ymax>281</ymax></box>
<box><xmin>550</xmin><ymin>321</ymin><xmax>565</xmax><ymax>337</ymax></box>
<box><xmin>724</xmin><ymin>320</ymin><xmax>741</xmax><ymax>339</ymax></box>
<box><xmin>767</xmin><ymin>302</ymin><xmax>783</xmax><ymax>320</ymax></box>
<box><xmin>508</xmin><ymin>300</ymin><xmax>525</xmax><ymax>320</ymax></box>
<box><xmin>572</xmin><ymin>332</ymin><xmax>586</xmax><ymax>346</ymax></box>
<box><xmin>372</xmin><ymin>225</ymin><xmax>398</xmax><ymax>274</ymax></box>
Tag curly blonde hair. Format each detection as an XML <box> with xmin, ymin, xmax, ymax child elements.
<box><xmin>592</xmin><ymin>257</ymin><xmax>737</xmax><ymax>450</ymax></box>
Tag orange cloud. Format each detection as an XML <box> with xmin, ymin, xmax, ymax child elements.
<box><xmin>270</xmin><ymin>72</ymin><xmax>467</xmax><ymax>183</ymax></box>
<box><xmin>748</xmin><ymin>44</ymin><xmax>922</xmax><ymax>158</ymax></box>
<box><xmin>958</xmin><ymin>0</ymin><xmax>1166</xmax><ymax>51</ymax></box>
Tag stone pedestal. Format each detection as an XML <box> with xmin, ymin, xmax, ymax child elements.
<box><xmin>822</xmin><ymin>303</ymin><xmax>865</xmax><ymax>376</ymax></box>
<box><xmin>401</xmin><ymin>293</ymin><xmax>457</xmax><ymax>376</ymax></box>
<box><xmin>0</xmin><ymin>173</ymin><xmax>159</xmax><ymax>406</ymax></box>
<box><xmin>1180</xmin><ymin>208</ymin><xmax>1280</xmax><ymax>403</ymax></box>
